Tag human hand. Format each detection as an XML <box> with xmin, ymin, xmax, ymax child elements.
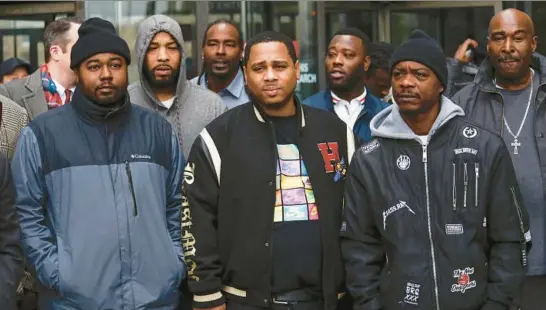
<box><xmin>454</xmin><ymin>38</ymin><xmax>479</xmax><ymax>64</ymax></box>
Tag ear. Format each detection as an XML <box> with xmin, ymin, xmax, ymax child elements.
<box><xmin>363</xmin><ymin>55</ymin><xmax>372</xmax><ymax>72</ymax></box>
<box><xmin>49</xmin><ymin>45</ymin><xmax>62</xmax><ymax>61</ymax></box>
<box><xmin>532</xmin><ymin>36</ymin><xmax>538</xmax><ymax>53</ymax></box>
<box><xmin>295</xmin><ymin>60</ymin><xmax>301</xmax><ymax>81</ymax></box>
<box><xmin>242</xmin><ymin>64</ymin><xmax>247</xmax><ymax>83</ymax></box>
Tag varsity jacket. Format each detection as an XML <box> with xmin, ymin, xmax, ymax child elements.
<box><xmin>341</xmin><ymin>97</ymin><xmax>531</xmax><ymax>310</ymax></box>
<box><xmin>182</xmin><ymin>99</ymin><xmax>357</xmax><ymax>309</ymax></box>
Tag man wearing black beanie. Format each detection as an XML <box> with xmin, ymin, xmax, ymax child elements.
<box><xmin>341</xmin><ymin>29</ymin><xmax>529</xmax><ymax>310</ymax></box>
<box><xmin>11</xmin><ymin>17</ymin><xmax>186</xmax><ymax>309</ymax></box>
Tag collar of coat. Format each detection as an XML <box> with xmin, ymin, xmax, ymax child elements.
<box><xmin>252</xmin><ymin>95</ymin><xmax>307</xmax><ymax>128</ymax></box>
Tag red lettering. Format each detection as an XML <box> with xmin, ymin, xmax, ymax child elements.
<box><xmin>317</xmin><ymin>142</ymin><xmax>340</xmax><ymax>173</ymax></box>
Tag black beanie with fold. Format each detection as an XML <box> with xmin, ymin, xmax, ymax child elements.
<box><xmin>70</xmin><ymin>17</ymin><xmax>131</xmax><ymax>69</ymax></box>
<box><xmin>389</xmin><ymin>29</ymin><xmax>447</xmax><ymax>87</ymax></box>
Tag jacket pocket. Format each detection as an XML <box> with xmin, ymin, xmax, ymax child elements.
<box><xmin>474</xmin><ymin>162</ymin><xmax>480</xmax><ymax>208</ymax></box>
<box><xmin>452</xmin><ymin>162</ymin><xmax>457</xmax><ymax>211</ymax></box>
<box><xmin>125</xmin><ymin>161</ymin><xmax>138</xmax><ymax>216</ymax></box>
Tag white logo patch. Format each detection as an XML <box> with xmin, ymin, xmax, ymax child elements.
<box><xmin>451</xmin><ymin>267</ymin><xmax>476</xmax><ymax>293</ymax></box>
<box><xmin>454</xmin><ymin>148</ymin><xmax>478</xmax><ymax>155</ymax></box>
<box><xmin>362</xmin><ymin>139</ymin><xmax>380</xmax><ymax>154</ymax></box>
<box><xmin>462</xmin><ymin>126</ymin><xmax>478</xmax><ymax>139</ymax></box>
<box><xmin>383</xmin><ymin>200</ymin><xmax>415</xmax><ymax>230</ymax></box>
<box><xmin>404</xmin><ymin>282</ymin><xmax>420</xmax><ymax>306</ymax></box>
<box><xmin>183</xmin><ymin>162</ymin><xmax>196</xmax><ymax>185</ymax></box>
<box><xmin>445</xmin><ymin>224</ymin><xmax>464</xmax><ymax>235</ymax></box>
<box><xmin>131</xmin><ymin>154</ymin><xmax>151</xmax><ymax>159</ymax></box>
<box><xmin>483</xmin><ymin>217</ymin><xmax>487</xmax><ymax>228</ymax></box>
<box><xmin>397</xmin><ymin>155</ymin><xmax>411</xmax><ymax>170</ymax></box>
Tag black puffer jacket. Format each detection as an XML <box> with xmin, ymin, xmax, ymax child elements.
<box><xmin>341</xmin><ymin>98</ymin><xmax>531</xmax><ymax>310</ymax></box>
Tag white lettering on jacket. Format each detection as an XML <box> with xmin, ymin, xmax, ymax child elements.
<box><xmin>383</xmin><ymin>200</ymin><xmax>415</xmax><ymax>230</ymax></box>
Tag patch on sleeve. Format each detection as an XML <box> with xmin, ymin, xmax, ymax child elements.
<box><xmin>362</xmin><ymin>139</ymin><xmax>380</xmax><ymax>154</ymax></box>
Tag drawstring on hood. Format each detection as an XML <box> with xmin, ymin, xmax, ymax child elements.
<box><xmin>370</xmin><ymin>96</ymin><xmax>465</xmax><ymax>144</ymax></box>
<box><xmin>134</xmin><ymin>15</ymin><xmax>188</xmax><ymax>109</ymax></box>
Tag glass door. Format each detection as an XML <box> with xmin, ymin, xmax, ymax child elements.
<box><xmin>0</xmin><ymin>20</ymin><xmax>45</xmax><ymax>69</ymax></box>
<box><xmin>389</xmin><ymin>4</ymin><xmax>495</xmax><ymax>56</ymax></box>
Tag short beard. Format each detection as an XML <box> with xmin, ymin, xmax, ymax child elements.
<box><xmin>143</xmin><ymin>66</ymin><xmax>180</xmax><ymax>90</ymax></box>
<box><xmin>246</xmin><ymin>85</ymin><xmax>295</xmax><ymax>112</ymax></box>
<box><xmin>329</xmin><ymin>67</ymin><xmax>365</xmax><ymax>93</ymax></box>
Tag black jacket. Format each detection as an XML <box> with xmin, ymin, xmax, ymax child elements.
<box><xmin>0</xmin><ymin>151</ymin><xmax>23</xmax><ymax>310</ymax></box>
<box><xmin>451</xmin><ymin>53</ymin><xmax>546</xmax><ymax>276</ymax></box>
<box><xmin>182</xmin><ymin>100</ymin><xmax>357</xmax><ymax>309</ymax></box>
<box><xmin>341</xmin><ymin>98</ymin><xmax>530</xmax><ymax>310</ymax></box>
<box><xmin>445</xmin><ymin>57</ymin><xmax>479</xmax><ymax>98</ymax></box>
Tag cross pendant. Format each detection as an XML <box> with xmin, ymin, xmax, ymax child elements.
<box><xmin>511</xmin><ymin>138</ymin><xmax>521</xmax><ymax>155</ymax></box>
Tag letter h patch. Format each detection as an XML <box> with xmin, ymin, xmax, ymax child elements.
<box><xmin>317</xmin><ymin>142</ymin><xmax>340</xmax><ymax>173</ymax></box>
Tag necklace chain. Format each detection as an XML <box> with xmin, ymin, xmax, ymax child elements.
<box><xmin>495</xmin><ymin>69</ymin><xmax>534</xmax><ymax>154</ymax></box>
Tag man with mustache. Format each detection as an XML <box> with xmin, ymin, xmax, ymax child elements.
<box><xmin>343</xmin><ymin>29</ymin><xmax>530</xmax><ymax>310</ymax></box>
<box><xmin>182</xmin><ymin>31</ymin><xmax>356</xmax><ymax>310</ymax></box>
<box><xmin>11</xmin><ymin>17</ymin><xmax>185</xmax><ymax>309</ymax></box>
<box><xmin>304</xmin><ymin>28</ymin><xmax>388</xmax><ymax>142</ymax></box>
<box><xmin>452</xmin><ymin>9</ymin><xmax>545</xmax><ymax>308</ymax></box>
<box><xmin>191</xmin><ymin>19</ymin><xmax>249</xmax><ymax>109</ymax></box>
<box><xmin>129</xmin><ymin>15</ymin><xmax>226</xmax><ymax>157</ymax></box>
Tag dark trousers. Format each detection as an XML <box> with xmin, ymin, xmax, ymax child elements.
<box><xmin>521</xmin><ymin>276</ymin><xmax>546</xmax><ymax>309</ymax></box>
<box><xmin>227</xmin><ymin>299</ymin><xmax>323</xmax><ymax>310</ymax></box>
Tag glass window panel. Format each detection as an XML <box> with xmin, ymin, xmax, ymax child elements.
<box><xmin>325</xmin><ymin>10</ymin><xmax>375</xmax><ymax>43</ymax></box>
<box><xmin>15</xmin><ymin>34</ymin><xmax>30</xmax><ymax>62</ymax></box>
<box><xmin>37</xmin><ymin>41</ymin><xmax>45</xmax><ymax>65</ymax></box>
<box><xmin>390</xmin><ymin>10</ymin><xmax>440</xmax><ymax>47</ymax></box>
<box><xmin>3</xmin><ymin>35</ymin><xmax>14</xmax><ymax>60</ymax></box>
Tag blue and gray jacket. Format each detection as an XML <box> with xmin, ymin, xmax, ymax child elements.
<box><xmin>303</xmin><ymin>90</ymin><xmax>389</xmax><ymax>143</ymax></box>
<box><xmin>11</xmin><ymin>88</ymin><xmax>186</xmax><ymax>310</ymax></box>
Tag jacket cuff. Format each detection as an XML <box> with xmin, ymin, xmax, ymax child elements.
<box><xmin>481</xmin><ymin>300</ymin><xmax>508</xmax><ymax>310</ymax></box>
<box><xmin>192</xmin><ymin>291</ymin><xmax>225</xmax><ymax>309</ymax></box>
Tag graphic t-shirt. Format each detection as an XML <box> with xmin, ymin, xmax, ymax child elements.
<box><xmin>269</xmin><ymin>115</ymin><xmax>322</xmax><ymax>295</ymax></box>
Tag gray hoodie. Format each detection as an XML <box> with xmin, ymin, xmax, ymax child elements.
<box><xmin>128</xmin><ymin>15</ymin><xmax>227</xmax><ymax>157</ymax></box>
<box><xmin>370</xmin><ymin>95</ymin><xmax>465</xmax><ymax>144</ymax></box>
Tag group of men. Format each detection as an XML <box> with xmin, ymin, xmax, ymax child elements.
<box><xmin>0</xmin><ymin>6</ymin><xmax>543</xmax><ymax>310</ymax></box>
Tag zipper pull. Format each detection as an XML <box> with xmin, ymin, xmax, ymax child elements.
<box><xmin>452</xmin><ymin>162</ymin><xmax>457</xmax><ymax>211</ymax></box>
<box><xmin>422</xmin><ymin>144</ymin><xmax>428</xmax><ymax>163</ymax></box>
<box><xmin>463</xmin><ymin>162</ymin><xmax>468</xmax><ymax>208</ymax></box>
<box><xmin>475</xmin><ymin>163</ymin><xmax>479</xmax><ymax>208</ymax></box>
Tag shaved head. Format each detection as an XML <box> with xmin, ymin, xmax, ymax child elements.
<box><xmin>487</xmin><ymin>8</ymin><xmax>537</xmax><ymax>89</ymax></box>
<box><xmin>489</xmin><ymin>8</ymin><xmax>535</xmax><ymax>37</ymax></box>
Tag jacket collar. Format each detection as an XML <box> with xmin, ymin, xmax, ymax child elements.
<box><xmin>475</xmin><ymin>53</ymin><xmax>546</xmax><ymax>92</ymax></box>
<box><xmin>71</xmin><ymin>86</ymin><xmax>132</xmax><ymax>124</ymax></box>
<box><xmin>252</xmin><ymin>96</ymin><xmax>306</xmax><ymax>128</ymax></box>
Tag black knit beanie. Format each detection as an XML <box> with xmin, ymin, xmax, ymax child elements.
<box><xmin>390</xmin><ymin>29</ymin><xmax>447</xmax><ymax>87</ymax></box>
<box><xmin>70</xmin><ymin>17</ymin><xmax>131</xmax><ymax>69</ymax></box>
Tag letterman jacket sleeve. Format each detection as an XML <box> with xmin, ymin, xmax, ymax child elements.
<box><xmin>340</xmin><ymin>148</ymin><xmax>385</xmax><ymax>310</ymax></box>
<box><xmin>182</xmin><ymin>128</ymin><xmax>225</xmax><ymax>309</ymax></box>
<box><xmin>482</xmin><ymin>141</ymin><xmax>530</xmax><ymax>310</ymax></box>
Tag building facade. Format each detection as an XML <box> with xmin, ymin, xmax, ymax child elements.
<box><xmin>0</xmin><ymin>1</ymin><xmax>541</xmax><ymax>99</ymax></box>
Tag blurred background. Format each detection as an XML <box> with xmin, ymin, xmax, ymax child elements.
<box><xmin>0</xmin><ymin>0</ymin><xmax>541</xmax><ymax>99</ymax></box>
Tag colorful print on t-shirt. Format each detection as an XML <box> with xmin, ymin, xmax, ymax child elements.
<box><xmin>274</xmin><ymin>144</ymin><xmax>319</xmax><ymax>222</ymax></box>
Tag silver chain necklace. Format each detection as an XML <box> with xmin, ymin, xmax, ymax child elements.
<box><xmin>495</xmin><ymin>69</ymin><xmax>534</xmax><ymax>155</ymax></box>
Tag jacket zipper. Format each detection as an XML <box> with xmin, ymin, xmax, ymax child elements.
<box><xmin>463</xmin><ymin>162</ymin><xmax>468</xmax><ymax>208</ymax></box>
<box><xmin>125</xmin><ymin>161</ymin><xmax>138</xmax><ymax>216</ymax></box>
<box><xmin>422</xmin><ymin>143</ymin><xmax>440</xmax><ymax>310</ymax></box>
<box><xmin>510</xmin><ymin>187</ymin><xmax>528</xmax><ymax>267</ymax></box>
<box><xmin>452</xmin><ymin>162</ymin><xmax>456</xmax><ymax>211</ymax></box>
<box><xmin>474</xmin><ymin>163</ymin><xmax>479</xmax><ymax>208</ymax></box>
